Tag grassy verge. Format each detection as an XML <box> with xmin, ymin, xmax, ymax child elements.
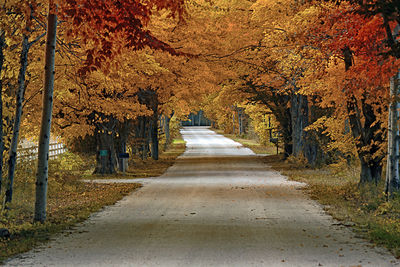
<box><xmin>222</xmin><ymin>131</ymin><xmax>400</xmax><ymax>258</ymax></box>
<box><xmin>266</xmin><ymin>157</ymin><xmax>400</xmax><ymax>258</ymax></box>
<box><xmin>214</xmin><ymin>129</ymin><xmax>280</xmax><ymax>155</ymax></box>
<box><xmin>83</xmin><ymin>137</ymin><xmax>186</xmax><ymax>180</ymax></box>
<box><xmin>0</xmin><ymin>137</ymin><xmax>186</xmax><ymax>263</ymax></box>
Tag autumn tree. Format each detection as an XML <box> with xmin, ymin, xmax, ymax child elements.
<box><xmin>30</xmin><ymin>0</ymin><xmax>188</xmax><ymax>222</ymax></box>
<box><xmin>0</xmin><ymin>1</ymin><xmax>47</xmax><ymax>206</ymax></box>
<box><xmin>303</xmin><ymin>2</ymin><xmax>398</xmax><ymax>183</ymax></box>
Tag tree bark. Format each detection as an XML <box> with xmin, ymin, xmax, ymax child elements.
<box><xmin>139</xmin><ymin>117</ymin><xmax>149</xmax><ymax>160</ymax></box>
<box><xmin>150</xmin><ymin>93</ymin><xmax>159</xmax><ymax>160</ymax></box>
<box><xmin>119</xmin><ymin>141</ymin><xmax>127</xmax><ymax>172</ymax></box>
<box><xmin>164</xmin><ymin>115</ymin><xmax>171</xmax><ymax>149</ymax></box>
<box><xmin>342</xmin><ymin>47</ymin><xmax>384</xmax><ymax>184</ymax></box>
<box><xmin>94</xmin><ymin>129</ymin><xmax>117</xmax><ymax>174</ymax></box>
<box><xmin>34</xmin><ymin>2</ymin><xmax>57</xmax><ymax>223</ymax></box>
<box><xmin>303</xmin><ymin>100</ymin><xmax>327</xmax><ymax>167</ymax></box>
<box><xmin>238</xmin><ymin>108</ymin><xmax>244</xmax><ymax>135</ymax></box>
<box><xmin>386</xmin><ymin>71</ymin><xmax>400</xmax><ymax>195</ymax></box>
<box><xmin>5</xmin><ymin>33</ymin><xmax>30</xmax><ymax>205</ymax></box>
<box><xmin>347</xmin><ymin>95</ymin><xmax>384</xmax><ymax>184</ymax></box>
<box><xmin>0</xmin><ymin>31</ymin><xmax>5</xmax><ymax>194</ymax></box>
<box><xmin>232</xmin><ymin>111</ymin><xmax>235</xmax><ymax>134</ymax></box>
<box><xmin>117</xmin><ymin>120</ymin><xmax>130</xmax><ymax>173</ymax></box>
<box><xmin>198</xmin><ymin>110</ymin><xmax>202</xmax><ymax>126</ymax></box>
<box><xmin>291</xmin><ymin>93</ymin><xmax>309</xmax><ymax>158</ymax></box>
<box><xmin>272</xmin><ymin>104</ymin><xmax>292</xmax><ymax>158</ymax></box>
<box><xmin>151</xmin><ymin>118</ymin><xmax>159</xmax><ymax>160</ymax></box>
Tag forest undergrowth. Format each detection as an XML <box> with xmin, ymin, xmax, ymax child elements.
<box><xmin>226</xmin><ymin>132</ymin><xmax>400</xmax><ymax>258</ymax></box>
<box><xmin>0</xmin><ymin>137</ymin><xmax>186</xmax><ymax>263</ymax></box>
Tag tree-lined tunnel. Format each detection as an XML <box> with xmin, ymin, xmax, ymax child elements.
<box><xmin>1</xmin><ymin>0</ymin><xmax>400</xmax><ymax>265</ymax></box>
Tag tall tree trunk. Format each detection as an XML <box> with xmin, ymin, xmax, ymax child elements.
<box><xmin>117</xmin><ymin>120</ymin><xmax>130</xmax><ymax>173</ymax></box>
<box><xmin>238</xmin><ymin>108</ymin><xmax>242</xmax><ymax>135</ymax></box>
<box><xmin>144</xmin><ymin>118</ymin><xmax>151</xmax><ymax>160</ymax></box>
<box><xmin>94</xmin><ymin>129</ymin><xmax>116</xmax><ymax>174</ymax></box>
<box><xmin>34</xmin><ymin>2</ymin><xmax>57</xmax><ymax>223</ymax></box>
<box><xmin>232</xmin><ymin>111</ymin><xmax>235</xmax><ymax>134</ymax></box>
<box><xmin>385</xmin><ymin>22</ymin><xmax>400</xmax><ymax>196</ymax></box>
<box><xmin>304</xmin><ymin>100</ymin><xmax>326</xmax><ymax>167</ymax></box>
<box><xmin>139</xmin><ymin>117</ymin><xmax>149</xmax><ymax>160</ymax></box>
<box><xmin>198</xmin><ymin>110</ymin><xmax>202</xmax><ymax>126</ymax></box>
<box><xmin>150</xmin><ymin>118</ymin><xmax>158</xmax><ymax>160</ymax></box>
<box><xmin>291</xmin><ymin>93</ymin><xmax>309</xmax><ymax>157</ymax></box>
<box><xmin>150</xmin><ymin>93</ymin><xmax>159</xmax><ymax>160</ymax></box>
<box><xmin>274</xmin><ymin>106</ymin><xmax>292</xmax><ymax>158</ymax></box>
<box><xmin>343</xmin><ymin>47</ymin><xmax>384</xmax><ymax>185</ymax></box>
<box><xmin>164</xmin><ymin>114</ymin><xmax>171</xmax><ymax>150</ymax></box>
<box><xmin>119</xmin><ymin>142</ymin><xmax>127</xmax><ymax>172</ymax></box>
<box><xmin>5</xmin><ymin>33</ymin><xmax>30</xmax><ymax>205</ymax></box>
<box><xmin>0</xmin><ymin>31</ymin><xmax>5</xmax><ymax>194</ymax></box>
<box><xmin>347</xmin><ymin>95</ymin><xmax>384</xmax><ymax>184</ymax></box>
<box><xmin>141</xmin><ymin>117</ymin><xmax>148</xmax><ymax>160</ymax></box>
<box><xmin>386</xmin><ymin>71</ymin><xmax>400</xmax><ymax>195</ymax></box>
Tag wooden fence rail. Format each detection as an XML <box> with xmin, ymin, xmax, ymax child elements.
<box><xmin>18</xmin><ymin>142</ymin><xmax>66</xmax><ymax>162</ymax></box>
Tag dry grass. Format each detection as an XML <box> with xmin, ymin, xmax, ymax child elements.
<box><xmin>266</xmin><ymin>155</ymin><xmax>400</xmax><ymax>258</ymax></box>
<box><xmin>125</xmin><ymin>139</ymin><xmax>186</xmax><ymax>178</ymax></box>
<box><xmin>83</xmin><ymin>138</ymin><xmax>186</xmax><ymax>180</ymax></box>
<box><xmin>215</xmin><ymin>130</ymin><xmax>280</xmax><ymax>155</ymax></box>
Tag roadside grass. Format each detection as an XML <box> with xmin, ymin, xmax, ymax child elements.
<box><xmin>267</xmin><ymin>157</ymin><xmax>400</xmax><ymax>258</ymax></box>
<box><xmin>83</xmin><ymin>137</ymin><xmax>186</xmax><ymax>180</ymax></box>
<box><xmin>0</xmin><ymin>137</ymin><xmax>186</xmax><ymax>263</ymax></box>
<box><xmin>223</xmin><ymin>131</ymin><xmax>400</xmax><ymax>258</ymax></box>
<box><xmin>125</xmin><ymin>138</ymin><xmax>186</xmax><ymax>178</ymax></box>
<box><xmin>214</xmin><ymin>130</ymin><xmax>279</xmax><ymax>155</ymax></box>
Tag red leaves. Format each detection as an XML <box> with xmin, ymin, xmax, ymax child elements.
<box><xmin>60</xmin><ymin>0</ymin><xmax>186</xmax><ymax>74</ymax></box>
<box><xmin>308</xmin><ymin>3</ymin><xmax>400</xmax><ymax>90</ymax></box>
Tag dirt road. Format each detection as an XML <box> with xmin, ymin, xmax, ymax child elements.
<box><xmin>6</xmin><ymin>127</ymin><xmax>399</xmax><ymax>266</ymax></box>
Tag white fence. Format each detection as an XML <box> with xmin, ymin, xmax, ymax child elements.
<box><xmin>18</xmin><ymin>142</ymin><xmax>67</xmax><ymax>161</ymax></box>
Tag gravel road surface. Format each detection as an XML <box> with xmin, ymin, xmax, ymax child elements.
<box><xmin>5</xmin><ymin>127</ymin><xmax>399</xmax><ymax>266</ymax></box>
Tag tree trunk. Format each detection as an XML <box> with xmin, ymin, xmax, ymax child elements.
<box><xmin>291</xmin><ymin>93</ymin><xmax>308</xmax><ymax>157</ymax></box>
<box><xmin>5</xmin><ymin>33</ymin><xmax>30</xmax><ymax>205</ymax></box>
<box><xmin>164</xmin><ymin>115</ymin><xmax>171</xmax><ymax>150</ymax></box>
<box><xmin>347</xmin><ymin>95</ymin><xmax>384</xmax><ymax>184</ymax></box>
<box><xmin>117</xmin><ymin>120</ymin><xmax>130</xmax><ymax>173</ymax></box>
<box><xmin>118</xmin><ymin>142</ymin><xmax>127</xmax><ymax>172</ymax></box>
<box><xmin>151</xmin><ymin>116</ymin><xmax>159</xmax><ymax>160</ymax></box>
<box><xmin>0</xmin><ymin>31</ymin><xmax>5</xmax><ymax>194</ymax></box>
<box><xmin>304</xmin><ymin>99</ymin><xmax>326</xmax><ymax>167</ymax></box>
<box><xmin>140</xmin><ymin>117</ymin><xmax>149</xmax><ymax>160</ymax></box>
<box><xmin>304</xmin><ymin>137</ymin><xmax>318</xmax><ymax>166</ymax></box>
<box><xmin>238</xmin><ymin>108</ymin><xmax>243</xmax><ymax>135</ymax></box>
<box><xmin>360</xmin><ymin>158</ymin><xmax>382</xmax><ymax>184</ymax></box>
<box><xmin>198</xmin><ymin>110</ymin><xmax>202</xmax><ymax>126</ymax></box>
<box><xmin>386</xmin><ymin>71</ymin><xmax>400</xmax><ymax>195</ymax></box>
<box><xmin>232</xmin><ymin>112</ymin><xmax>235</xmax><ymax>134</ymax></box>
<box><xmin>342</xmin><ymin>47</ymin><xmax>384</xmax><ymax>184</ymax></box>
<box><xmin>94</xmin><ymin>130</ymin><xmax>116</xmax><ymax>174</ymax></box>
<box><xmin>34</xmin><ymin>2</ymin><xmax>57</xmax><ymax>223</ymax></box>
<box><xmin>275</xmin><ymin>106</ymin><xmax>292</xmax><ymax>158</ymax></box>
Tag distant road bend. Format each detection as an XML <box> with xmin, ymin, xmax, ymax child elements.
<box><xmin>6</xmin><ymin>127</ymin><xmax>399</xmax><ymax>266</ymax></box>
